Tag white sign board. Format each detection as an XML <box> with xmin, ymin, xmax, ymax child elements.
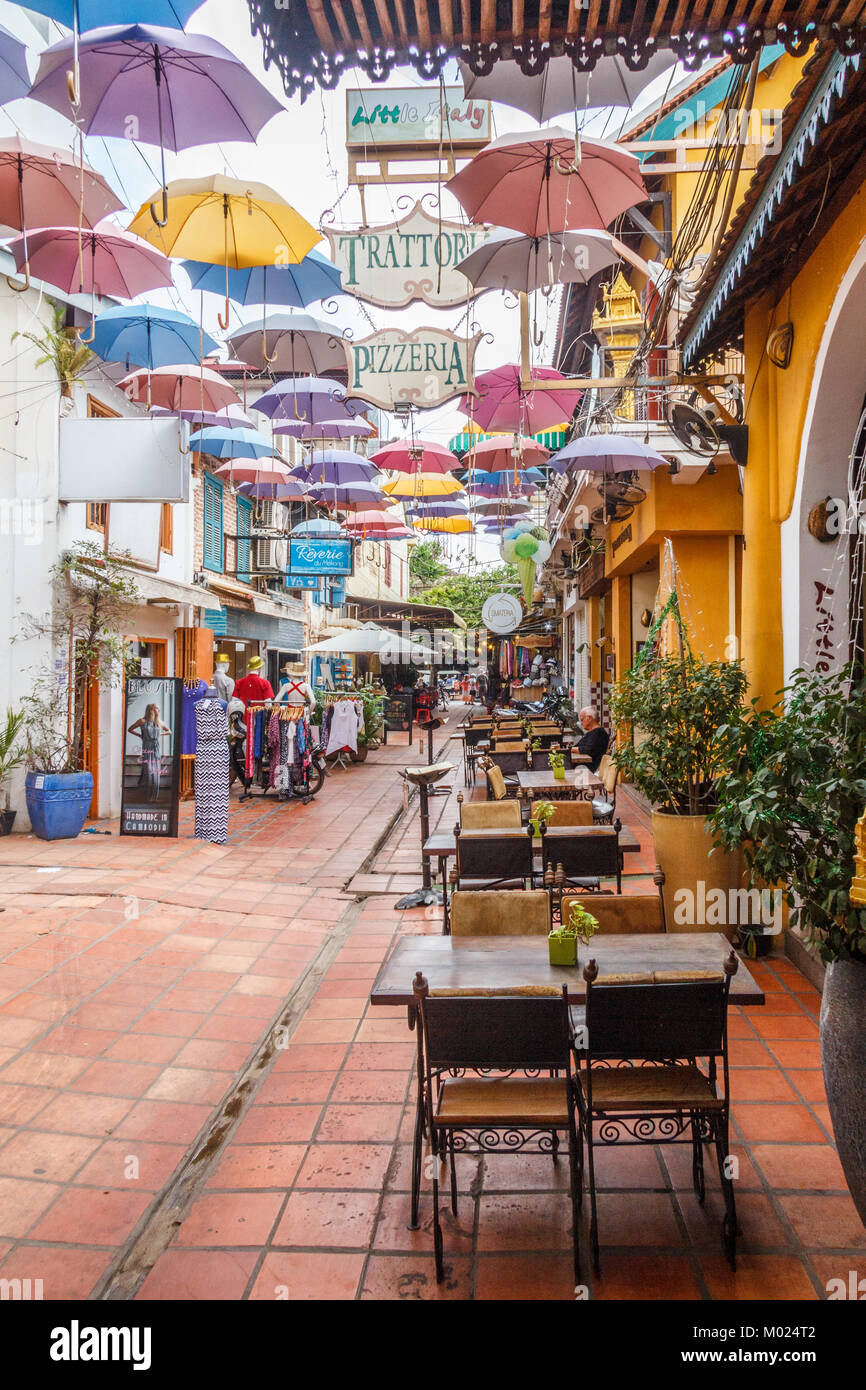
<box><xmin>346</xmin><ymin>88</ymin><xmax>490</xmax><ymax>148</ymax></box>
<box><xmin>347</xmin><ymin>327</ymin><xmax>481</xmax><ymax>411</ymax></box>
<box><xmin>323</xmin><ymin>201</ymin><xmax>491</xmax><ymax>308</ymax></box>
<box><xmin>59</xmin><ymin>417</ymin><xmax>191</xmax><ymax>503</ymax></box>
<box><xmin>482</xmin><ymin>593</ymin><xmax>523</xmax><ymax>635</ymax></box>
<box><xmin>108</xmin><ymin>502</ymin><xmax>161</xmax><ymax>569</ymax></box>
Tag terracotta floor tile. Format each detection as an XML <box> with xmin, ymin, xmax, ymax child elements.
<box><xmin>37</xmin><ymin>1026</ymin><xmax>116</xmax><ymax>1057</ymax></box>
<box><xmin>206</xmin><ymin>1144</ymin><xmax>307</xmax><ymax>1190</ymax></box>
<box><xmin>734</xmin><ymin>1103</ymin><xmax>827</xmax><ymax>1144</ymax></box>
<box><xmin>173</xmin><ymin>1191</ymin><xmax>283</xmax><ymax>1247</ymax></box>
<box><xmin>315</xmin><ymin>1103</ymin><xmax>403</xmax><ymax>1144</ymax></box>
<box><xmin>593</xmin><ymin>1192</ymin><xmax>683</xmax><ymax>1246</ymax></box>
<box><xmin>144</xmin><ymin>1067</ymin><xmax>232</xmax><ymax>1106</ymax></box>
<box><xmin>28</xmin><ymin>1187</ymin><xmax>151</xmax><ymax>1246</ymax></box>
<box><xmin>296</xmin><ymin>1143</ymin><xmax>393</xmax><ymax>1191</ymax></box>
<box><xmin>750</xmin><ymin>1144</ymin><xmax>849</xmax><ymax>1192</ymax></box>
<box><xmin>131</xmin><ymin>1009</ymin><xmax>204</xmax><ymax>1038</ymax></box>
<box><xmin>72</xmin><ymin>1059</ymin><xmax>164</xmax><ymax>1098</ymax></box>
<box><xmin>0</xmin><ymin>1244</ymin><xmax>111</xmax><ymax>1300</ymax></box>
<box><xmin>477</xmin><ymin>1191</ymin><xmax>575</xmax><ymax>1251</ymax></box>
<box><xmin>342</xmin><ymin>1043</ymin><xmax>416</xmax><ymax>1071</ymax></box>
<box><xmin>809</xmin><ymin>1254</ymin><xmax>866</xmax><ymax>1298</ymax></box>
<box><xmin>272</xmin><ymin>1044</ymin><xmax>349</xmax><ymax>1073</ymax></box>
<box><xmin>662</xmin><ymin>1142</ymin><xmax>762</xmax><ymax>1191</ymax></box>
<box><xmin>778</xmin><ymin>1194</ymin><xmax>866</xmax><ymax>1250</ymax></box>
<box><xmin>0</xmin><ymin>1082</ymin><xmax>56</xmax><ymax>1126</ymax></box>
<box><xmin>255</xmin><ymin>1072</ymin><xmax>336</xmax><ymax>1106</ymax></box>
<box><xmin>0</xmin><ymin>1175</ymin><xmax>63</xmax><ymax>1238</ymax></box>
<box><xmin>700</xmin><ymin>1253</ymin><xmax>819</xmax><ymax>1300</ymax></box>
<box><xmin>136</xmin><ymin>1248</ymin><xmax>257</xmax><ymax>1300</ymax></box>
<box><xmin>194</xmin><ymin>1015</ymin><xmax>269</xmax><ymax>1044</ymax></box>
<box><xmin>74</xmin><ymin>1139</ymin><xmax>186</xmax><ymax>1192</ymax></box>
<box><xmin>728</xmin><ymin>1039</ymin><xmax>775</xmax><ymax>1066</ymax></box>
<box><xmin>678</xmin><ymin>1190</ymin><xmax>793</xmax><ymax>1251</ymax></box>
<box><xmin>0</xmin><ymin>1130</ymin><xmax>100</xmax><ymax>1183</ymax></box>
<box><xmin>272</xmin><ymin>1189</ymin><xmax>380</xmax><ymax>1248</ymax></box>
<box><xmin>766</xmin><ymin>1041</ymin><xmax>823</xmax><ymax>1069</ymax></box>
<box><xmin>729</xmin><ymin>1068</ymin><xmax>800</xmax><ymax>1102</ymax></box>
<box><xmin>102</xmin><ymin>1034</ymin><xmax>182</xmax><ymax>1065</ymax></box>
<box><xmin>0</xmin><ymin>1052</ymin><xmax>89</xmax><ymax>1088</ymax></box>
<box><xmin>233</xmin><ymin>1105</ymin><xmax>321</xmax><ymax>1145</ymax></box>
<box><xmin>592</xmin><ymin>1253</ymin><xmax>702</xmax><ymax>1300</ymax></box>
<box><xmin>33</xmin><ymin>1092</ymin><xmax>134</xmax><ymax>1136</ymax></box>
<box><xmin>114</xmin><ymin>1099</ymin><xmax>211</xmax><ymax>1145</ymax></box>
<box><xmin>371</xmin><ymin>1191</ymin><xmax>471</xmax><ymax>1254</ymax></box>
<box><xmin>170</xmin><ymin>1038</ymin><xmax>253</xmax><ymax>1071</ymax></box>
<box><xmin>751</xmin><ymin>1015</ymin><xmax>820</xmax><ymax>1040</ymax></box>
<box><xmin>250</xmin><ymin>1250</ymin><xmax>365</xmax><ymax>1300</ymax></box>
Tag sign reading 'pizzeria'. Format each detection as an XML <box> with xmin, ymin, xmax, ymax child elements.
<box><xmin>323</xmin><ymin>201</ymin><xmax>491</xmax><ymax>309</ymax></box>
<box><xmin>347</xmin><ymin>327</ymin><xmax>481</xmax><ymax>412</ymax></box>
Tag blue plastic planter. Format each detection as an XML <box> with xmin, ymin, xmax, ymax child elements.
<box><xmin>25</xmin><ymin>771</ymin><xmax>93</xmax><ymax>840</ymax></box>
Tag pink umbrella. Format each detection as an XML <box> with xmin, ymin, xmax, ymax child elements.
<box><xmin>120</xmin><ymin>364</ymin><xmax>240</xmax><ymax>413</ymax></box>
<box><xmin>344</xmin><ymin>509</ymin><xmax>409</xmax><ymax>534</ymax></box>
<box><xmin>370</xmin><ymin>439</ymin><xmax>459</xmax><ymax>475</ymax></box>
<box><xmin>461</xmin><ymin>363</ymin><xmax>581</xmax><ymax>434</ymax></box>
<box><xmin>469</xmin><ymin>434</ymin><xmax>551</xmax><ymax>471</ymax></box>
<box><xmin>6</xmin><ymin>224</ymin><xmax>172</xmax><ymax>298</ymax></box>
<box><xmin>213</xmin><ymin>458</ymin><xmax>289</xmax><ymax>486</ymax></box>
<box><xmin>151</xmin><ymin>404</ymin><xmax>253</xmax><ymax>429</ymax></box>
<box><xmin>446</xmin><ymin>128</ymin><xmax>647</xmax><ymax>237</ymax></box>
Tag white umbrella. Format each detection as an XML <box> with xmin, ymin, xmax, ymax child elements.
<box><xmin>304</xmin><ymin>622</ymin><xmax>431</xmax><ymax>661</ymax></box>
<box><xmin>226</xmin><ymin>312</ymin><xmax>348</xmax><ymax>374</ymax></box>
<box><xmin>456</xmin><ymin>227</ymin><xmax>621</xmax><ymax>294</ymax></box>
<box><xmin>458</xmin><ymin>51</ymin><xmax>676</xmax><ymax>122</ymax></box>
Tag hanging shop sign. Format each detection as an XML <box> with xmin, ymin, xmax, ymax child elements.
<box><xmin>347</xmin><ymin>326</ymin><xmax>481</xmax><ymax>411</ymax></box>
<box><xmin>120</xmin><ymin>676</ymin><xmax>182</xmax><ymax>838</ymax></box>
<box><xmin>288</xmin><ymin>537</ymin><xmax>354</xmax><ymax>577</ymax></box>
<box><xmin>482</xmin><ymin>593</ymin><xmax>523</xmax><ymax>635</ymax></box>
<box><xmin>384</xmin><ymin>691</ymin><xmax>413</xmax><ymax>733</ymax></box>
<box><xmin>285</xmin><ymin>574</ymin><xmax>321</xmax><ymax>591</ymax></box>
<box><xmin>346</xmin><ymin>88</ymin><xmax>490</xmax><ymax>149</ymax></box>
<box><xmin>322</xmin><ymin>201</ymin><xmax>491</xmax><ymax>309</ymax></box>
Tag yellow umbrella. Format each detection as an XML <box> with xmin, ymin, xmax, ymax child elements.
<box><xmin>383</xmin><ymin>474</ymin><xmax>464</xmax><ymax>499</ymax></box>
<box><xmin>412</xmin><ymin>515</ymin><xmax>474</xmax><ymax>534</ymax></box>
<box><xmin>128</xmin><ymin>175</ymin><xmax>319</xmax><ymax>327</ymax></box>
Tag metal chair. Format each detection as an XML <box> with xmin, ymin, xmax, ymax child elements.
<box><xmin>463</xmin><ymin>725</ymin><xmax>491</xmax><ymax>787</ymax></box>
<box><xmin>575</xmin><ymin>954</ymin><xmax>739</xmax><ymax>1274</ymax></box>
<box><xmin>540</xmin><ymin>824</ymin><xmax>623</xmax><ymax>893</ymax></box>
<box><xmin>414</xmin><ymin>976</ymin><xmax>582</xmax><ymax>1283</ymax></box>
<box><xmin>531</xmin><ymin>799</ymin><xmax>593</xmax><ymax>827</ymax></box>
<box><xmin>457</xmin><ymin>793</ymin><xmax>522</xmax><ymax>829</ymax></box>
<box><xmin>449</xmin><ymin>888</ymin><xmax>551</xmax><ymax>935</ymax></box>
<box><xmin>453</xmin><ymin>826</ymin><xmax>534</xmax><ymax>890</ymax></box>
<box><xmin>592</xmin><ymin>754</ymin><xmax>619</xmax><ymax>823</ymax></box>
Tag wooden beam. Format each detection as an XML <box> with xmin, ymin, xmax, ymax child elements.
<box><xmin>328</xmin><ymin>0</ymin><xmax>354</xmax><ymax>49</ymax></box>
<box><xmin>480</xmin><ymin>0</ymin><xmax>496</xmax><ymax>42</ymax></box>
<box><xmin>538</xmin><ymin>0</ymin><xmax>552</xmax><ymax>43</ymax></box>
<box><xmin>370</xmin><ymin>0</ymin><xmax>395</xmax><ymax>43</ymax></box>
<box><xmin>306</xmin><ymin>0</ymin><xmax>337</xmax><ymax>52</ymax></box>
<box><xmin>348</xmin><ymin>0</ymin><xmax>374</xmax><ymax>48</ymax></box>
<box><xmin>415</xmin><ymin>0</ymin><xmax>432</xmax><ymax>48</ymax></box>
<box><xmin>437</xmin><ymin>0</ymin><xmax>453</xmax><ymax>44</ymax></box>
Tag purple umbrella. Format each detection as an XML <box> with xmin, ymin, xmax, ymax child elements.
<box><xmin>253</xmin><ymin>377</ymin><xmax>364</xmax><ymax>426</ymax></box>
<box><xmin>238</xmin><ymin>478</ymin><xmax>308</xmax><ymax>501</ymax></box>
<box><xmin>151</xmin><ymin>404</ymin><xmax>254</xmax><ymax>430</ymax></box>
<box><xmin>276</xmin><ymin>418</ymin><xmax>374</xmax><ymax>442</ymax></box>
<box><xmin>28</xmin><ymin>25</ymin><xmax>283</xmax><ymax>225</ymax></box>
<box><xmin>293</xmin><ymin>451</ymin><xmax>379</xmax><ymax>486</ymax></box>
<box><xmin>307</xmin><ymin>480</ymin><xmax>387</xmax><ymax>509</ymax></box>
<box><xmin>548</xmin><ymin>433</ymin><xmax>669</xmax><ymax>474</ymax></box>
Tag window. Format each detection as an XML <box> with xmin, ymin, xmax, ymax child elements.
<box><xmin>203</xmin><ymin>473</ymin><xmax>224</xmax><ymax>572</ymax></box>
<box><xmin>236</xmin><ymin>494</ymin><xmax>252</xmax><ymax>583</ymax></box>
<box><xmin>160</xmin><ymin>503</ymin><xmax>173</xmax><ymax>554</ymax></box>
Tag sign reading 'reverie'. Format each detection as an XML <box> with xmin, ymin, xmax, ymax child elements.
<box><xmin>322</xmin><ymin>201</ymin><xmax>491</xmax><ymax>309</ymax></box>
<box><xmin>288</xmin><ymin>539</ymin><xmax>354</xmax><ymax>577</ymax></box>
<box><xmin>348</xmin><ymin>327</ymin><xmax>481</xmax><ymax>411</ymax></box>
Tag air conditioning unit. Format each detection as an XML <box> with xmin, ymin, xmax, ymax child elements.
<box><xmin>254</xmin><ymin>537</ymin><xmax>288</xmax><ymax>573</ymax></box>
<box><xmin>252</xmin><ymin>499</ymin><xmax>286</xmax><ymax>535</ymax></box>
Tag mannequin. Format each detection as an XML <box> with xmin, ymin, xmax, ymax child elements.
<box><xmin>212</xmin><ymin>653</ymin><xmax>235</xmax><ymax>704</ymax></box>
<box><xmin>275</xmin><ymin>662</ymin><xmax>315</xmax><ymax>709</ymax></box>
<box><xmin>234</xmin><ymin>654</ymin><xmax>274</xmax><ymax>710</ymax></box>
<box><xmin>193</xmin><ymin>683</ymin><xmax>230</xmax><ymax>843</ymax></box>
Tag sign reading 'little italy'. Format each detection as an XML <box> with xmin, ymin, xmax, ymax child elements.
<box><xmin>322</xmin><ymin>201</ymin><xmax>491</xmax><ymax>308</ymax></box>
<box><xmin>347</xmin><ymin>327</ymin><xmax>481</xmax><ymax>411</ymax></box>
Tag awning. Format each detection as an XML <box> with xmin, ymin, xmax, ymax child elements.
<box><xmin>449</xmin><ymin>428</ymin><xmax>567</xmax><ymax>455</ymax></box>
<box><xmin>128</xmin><ymin>571</ymin><xmax>210</xmax><ymax>612</ymax></box>
<box><xmin>351</xmin><ymin>597</ymin><xmax>467</xmax><ymax>631</ymax></box>
<box><xmin>202</xmin><ymin>574</ymin><xmax>255</xmax><ymax>607</ymax></box>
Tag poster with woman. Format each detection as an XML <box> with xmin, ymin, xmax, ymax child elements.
<box><xmin>120</xmin><ymin>676</ymin><xmax>182</xmax><ymax>836</ymax></box>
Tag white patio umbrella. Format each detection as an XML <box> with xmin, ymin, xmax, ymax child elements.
<box><xmin>304</xmin><ymin>623</ymin><xmax>432</xmax><ymax>661</ymax></box>
<box><xmin>458</xmin><ymin>50</ymin><xmax>676</xmax><ymax>122</ymax></box>
<box><xmin>456</xmin><ymin>227</ymin><xmax>621</xmax><ymax>294</ymax></box>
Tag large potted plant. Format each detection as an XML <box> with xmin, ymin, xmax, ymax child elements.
<box><xmin>18</xmin><ymin>542</ymin><xmax>139</xmax><ymax>839</ymax></box>
<box><xmin>610</xmin><ymin>648</ymin><xmax>747</xmax><ymax>933</ymax></box>
<box><xmin>0</xmin><ymin>708</ymin><xmax>26</xmax><ymax>834</ymax></box>
<box><xmin>710</xmin><ymin>663</ymin><xmax>866</xmax><ymax>1226</ymax></box>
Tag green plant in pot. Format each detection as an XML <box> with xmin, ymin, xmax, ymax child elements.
<box><xmin>0</xmin><ymin>708</ymin><xmax>26</xmax><ymax>834</ymax></box>
<box><xmin>610</xmin><ymin>633</ymin><xmax>747</xmax><ymax>935</ymax></box>
<box><xmin>547</xmin><ymin>750</ymin><xmax>566</xmax><ymax>782</ymax></box>
<box><xmin>529</xmin><ymin>800</ymin><xmax>555</xmax><ymax>839</ymax></box>
<box><xmin>549</xmin><ymin>901</ymin><xmax>599</xmax><ymax>966</ymax></box>
<box><xmin>709</xmin><ymin>662</ymin><xmax>866</xmax><ymax>1227</ymax></box>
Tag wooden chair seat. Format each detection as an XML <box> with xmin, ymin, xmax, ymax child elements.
<box><xmin>460</xmin><ymin>800</ymin><xmax>522</xmax><ymax>829</ymax></box>
<box><xmin>561</xmin><ymin>894</ymin><xmax>665</xmax><ymax>934</ymax></box>
<box><xmin>578</xmin><ymin>1064</ymin><xmax>723</xmax><ymax>1110</ymax></box>
<box><xmin>450</xmin><ymin>888</ymin><xmax>551</xmax><ymax>935</ymax></box>
<box><xmin>436</xmin><ymin>1076</ymin><xmax>570</xmax><ymax>1126</ymax></box>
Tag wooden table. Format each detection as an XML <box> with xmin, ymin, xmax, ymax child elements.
<box><xmin>370</xmin><ymin>932</ymin><xmax>763</xmax><ymax>1227</ymax></box>
<box><xmin>517</xmin><ymin>767</ymin><xmax>602</xmax><ymax>798</ymax></box>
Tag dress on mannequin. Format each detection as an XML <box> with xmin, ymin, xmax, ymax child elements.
<box><xmin>194</xmin><ymin>695</ymin><xmax>230</xmax><ymax>844</ymax></box>
<box><xmin>213</xmin><ymin>660</ymin><xmax>235</xmax><ymax>704</ymax></box>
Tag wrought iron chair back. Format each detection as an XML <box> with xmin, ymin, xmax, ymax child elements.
<box><xmin>454</xmin><ymin>827</ymin><xmax>534</xmax><ymax>888</ymax></box>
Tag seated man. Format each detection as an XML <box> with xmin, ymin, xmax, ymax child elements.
<box><xmin>575</xmin><ymin>706</ymin><xmax>609</xmax><ymax>773</ymax></box>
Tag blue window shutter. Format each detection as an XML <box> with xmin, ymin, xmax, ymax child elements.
<box><xmin>236</xmin><ymin>495</ymin><xmax>252</xmax><ymax>582</ymax></box>
<box><xmin>203</xmin><ymin>474</ymin><xmax>223</xmax><ymax>572</ymax></box>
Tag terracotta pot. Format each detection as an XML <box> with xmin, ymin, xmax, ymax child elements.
<box><xmin>821</xmin><ymin>960</ymin><xmax>866</xmax><ymax>1229</ymax></box>
<box><xmin>651</xmin><ymin>810</ymin><xmax>743</xmax><ymax>936</ymax></box>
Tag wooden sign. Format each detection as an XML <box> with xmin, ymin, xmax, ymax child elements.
<box><xmin>346</xmin><ymin>326</ymin><xmax>481</xmax><ymax>411</ymax></box>
<box><xmin>322</xmin><ymin>201</ymin><xmax>491</xmax><ymax>309</ymax></box>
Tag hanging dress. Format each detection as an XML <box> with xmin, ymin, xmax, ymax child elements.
<box><xmin>140</xmin><ymin>721</ymin><xmax>163</xmax><ymax>802</ymax></box>
<box><xmin>194</xmin><ymin>699</ymin><xmax>230</xmax><ymax>844</ymax></box>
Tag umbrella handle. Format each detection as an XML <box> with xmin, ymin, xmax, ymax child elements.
<box><xmin>217</xmin><ymin>296</ymin><xmax>230</xmax><ymax>331</ymax></box>
<box><xmin>261</xmin><ymin>328</ymin><xmax>278</xmax><ymax>366</ymax></box>
<box><xmin>7</xmin><ymin>266</ymin><xmax>30</xmax><ymax>293</ymax></box>
<box><xmin>149</xmin><ymin>186</ymin><xmax>169</xmax><ymax>229</ymax></box>
<box><xmin>77</xmin><ymin>317</ymin><xmax>96</xmax><ymax>345</ymax></box>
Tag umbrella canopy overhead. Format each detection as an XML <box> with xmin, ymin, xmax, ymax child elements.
<box><xmin>190</xmin><ymin>426</ymin><xmax>276</xmax><ymax>459</ymax></box>
<box><xmin>469</xmin><ymin>433</ymin><xmax>551</xmax><ymax>471</ymax></box>
<box><xmin>121</xmin><ymin>364</ymin><xmax>240</xmax><ymax>413</ymax></box>
<box><xmin>182</xmin><ymin>250</ymin><xmax>342</xmax><ymax>308</ymax></box>
<box><xmin>28</xmin><ymin>26</ymin><xmax>282</xmax><ymax>153</ymax></box>
<box><xmin>213</xmin><ymin>458</ymin><xmax>292</xmax><ymax>486</ymax></box>
<box><xmin>548</xmin><ymin>433</ymin><xmax>670</xmax><ymax>474</ymax></box>
<box><xmin>457</xmin><ymin>50</ymin><xmax>676</xmax><ymax>122</ymax></box>
<box><xmin>291</xmin><ymin>518</ymin><xmax>345</xmax><ymax>537</ymax></box>
<box><xmin>308</xmin><ymin>480</ymin><xmax>387</xmax><ymax>510</ymax></box>
<box><xmin>446</xmin><ymin>129</ymin><xmax>647</xmax><ymax>238</ymax></box>
<box><xmin>226</xmin><ymin>312</ymin><xmax>347</xmax><ymax>375</ymax></box>
<box><xmin>370</xmin><ymin>438</ymin><xmax>459</xmax><ymax>475</ymax></box>
<box><xmin>413</xmin><ymin>515</ymin><xmax>473</xmax><ymax>534</ymax></box>
<box><xmin>238</xmin><ymin>478</ymin><xmax>308</xmax><ymax>500</ymax></box>
<box><xmin>152</xmin><ymin>403</ymin><xmax>253</xmax><ymax>430</ymax></box>
<box><xmin>0</xmin><ymin>137</ymin><xmax>123</xmax><ymax>238</ymax></box>
<box><xmin>465</xmin><ymin>470</ymin><xmax>538</xmax><ymax>498</ymax></box>
<box><xmin>253</xmin><ymin>376</ymin><xmax>362</xmax><ymax>425</ymax></box>
<box><xmin>295</xmin><ymin>450</ymin><xmax>379</xmax><ymax>485</ymax></box>
<box><xmin>456</xmin><ymin>227</ymin><xmax>621</xmax><ymax>294</ymax></box>
<box><xmin>90</xmin><ymin>304</ymin><xmax>219</xmax><ymax>370</ymax></box>
<box><xmin>382</xmin><ymin>474</ymin><xmax>465</xmax><ymax>499</ymax></box>
<box><xmin>343</xmin><ymin>509</ymin><xmax>409</xmax><ymax>531</ymax></box>
<box><xmin>463</xmin><ymin>364</ymin><xmax>581</xmax><ymax>434</ymax></box>
<box><xmin>128</xmin><ymin>174</ymin><xmax>317</xmax><ymax>267</ymax></box>
<box><xmin>406</xmin><ymin>497</ymin><xmax>470</xmax><ymax>518</ymax></box>
<box><xmin>22</xmin><ymin>1</ymin><xmax>201</xmax><ymax>27</ymax></box>
<box><xmin>0</xmin><ymin>24</ymin><xmax>31</xmax><ymax>106</ymax></box>
<box><xmin>279</xmin><ymin>417</ymin><xmax>374</xmax><ymax>442</ymax></box>
<box><xmin>6</xmin><ymin>225</ymin><xmax>172</xmax><ymax>298</ymax></box>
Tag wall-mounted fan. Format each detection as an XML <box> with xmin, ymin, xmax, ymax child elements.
<box><xmin>667</xmin><ymin>401</ymin><xmax>720</xmax><ymax>458</ymax></box>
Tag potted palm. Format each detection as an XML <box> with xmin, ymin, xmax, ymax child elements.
<box><xmin>610</xmin><ymin>647</ymin><xmax>747</xmax><ymax>933</ymax></box>
<box><xmin>0</xmin><ymin>708</ymin><xmax>26</xmax><ymax>834</ymax></box>
<box><xmin>710</xmin><ymin>663</ymin><xmax>866</xmax><ymax>1227</ymax></box>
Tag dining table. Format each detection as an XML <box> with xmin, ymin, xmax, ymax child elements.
<box><xmin>369</xmin><ymin>932</ymin><xmax>764</xmax><ymax>1227</ymax></box>
<box><xmin>517</xmin><ymin>766</ymin><xmax>602</xmax><ymax>799</ymax></box>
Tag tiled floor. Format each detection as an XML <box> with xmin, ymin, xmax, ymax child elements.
<box><xmin>0</xmin><ymin>707</ymin><xmax>862</xmax><ymax>1300</ymax></box>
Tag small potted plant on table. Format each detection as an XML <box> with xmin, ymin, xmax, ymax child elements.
<box><xmin>549</xmin><ymin>901</ymin><xmax>599</xmax><ymax>966</ymax></box>
<box><xmin>529</xmin><ymin>799</ymin><xmax>555</xmax><ymax>839</ymax></box>
<box><xmin>548</xmin><ymin>749</ymin><xmax>566</xmax><ymax>782</ymax></box>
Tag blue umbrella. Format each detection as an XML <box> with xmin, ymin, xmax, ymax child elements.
<box><xmin>182</xmin><ymin>251</ymin><xmax>343</xmax><ymax>309</ymax></box>
<box><xmin>90</xmin><ymin>304</ymin><xmax>219</xmax><ymax>370</ymax></box>
<box><xmin>22</xmin><ymin>2</ymin><xmax>201</xmax><ymax>31</ymax></box>
<box><xmin>0</xmin><ymin>24</ymin><xmax>31</xmax><ymax>105</ymax></box>
<box><xmin>291</xmin><ymin>519</ymin><xmax>344</xmax><ymax>537</ymax></box>
<box><xmin>189</xmin><ymin>426</ymin><xmax>276</xmax><ymax>460</ymax></box>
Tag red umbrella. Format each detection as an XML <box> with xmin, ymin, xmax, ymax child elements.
<box><xmin>120</xmin><ymin>364</ymin><xmax>240</xmax><ymax>413</ymax></box>
<box><xmin>446</xmin><ymin>128</ymin><xmax>646</xmax><ymax>237</ymax></box>
<box><xmin>6</xmin><ymin>223</ymin><xmax>172</xmax><ymax>298</ymax></box>
<box><xmin>469</xmin><ymin>434</ymin><xmax>551</xmax><ymax>471</ymax></box>
<box><xmin>370</xmin><ymin>439</ymin><xmax>459</xmax><ymax>475</ymax></box>
<box><xmin>344</xmin><ymin>509</ymin><xmax>409</xmax><ymax>534</ymax></box>
<box><xmin>214</xmin><ymin>459</ymin><xmax>288</xmax><ymax>486</ymax></box>
<box><xmin>460</xmin><ymin>363</ymin><xmax>581</xmax><ymax>433</ymax></box>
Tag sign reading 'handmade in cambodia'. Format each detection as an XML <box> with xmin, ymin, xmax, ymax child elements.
<box><xmin>347</xmin><ymin>327</ymin><xmax>481</xmax><ymax>411</ymax></box>
<box><xmin>322</xmin><ymin>201</ymin><xmax>491</xmax><ymax>308</ymax></box>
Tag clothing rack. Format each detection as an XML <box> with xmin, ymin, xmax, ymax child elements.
<box><xmin>243</xmin><ymin>700</ymin><xmax>314</xmax><ymax>796</ymax></box>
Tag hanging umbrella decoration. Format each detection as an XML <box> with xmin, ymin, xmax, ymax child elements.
<box><xmin>547</xmin><ymin>433</ymin><xmax>670</xmax><ymax>474</ymax></box>
<box><xmin>28</xmin><ymin>26</ymin><xmax>283</xmax><ymax>233</ymax></box>
<box><xmin>457</xmin><ymin>49</ymin><xmax>676</xmax><ymax>122</ymax></box>
<box><xmin>461</xmin><ymin>365</ymin><xmax>581</xmax><ymax>434</ymax></box>
<box><xmin>252</xmin><ymin>376</ymin><xmax>363</xmax><ymax>428</ymax></box>
<box><xmin>226</xmin><ymin>311</ymin><xmax>347</xmax><ymax>375</ymax></box>
<box><xmin>370</xmin><ymin>439</ymin><xmax>459</xmax><ymax>475</ymax></box>
<box><xmin>89</xmin><ymin>303</ymin><xmax>219</xmax><ymax>370</ymax></box>
<box><xmin>382</xmin><ymin>473</ymin><xmax>465</xmax><ymax>500</ymax></box>
<box><xmin>151</xmin><ymin>402</ymin><xmax>253</xmax><ymax>430</ymax></box>
<box><xmin>456</xmin><ymin>226</ymin><xmax>621</xmax><ymax>295</ymax></box>
<box><xmin>188</xmin><ymin>426</ymin><xmax>277</xmax><ymax>459</ymax></box>
<box><xmin>120</xmin><ymin>363</ymin><xmax>240</xmax><ymax>413</ymax></box>
<box><xmin>0</xmin><ymin>22</ymin><xmax>32</xmax><ymax>106</ymax></box>
<box><xmin>182</xmin><ymin>250</ymin><xmax>343</xmax><ymax>310</ymax></box>
<box><xmin>501</xmin><ymin>523</ymin><xmax>553</xmax><ymax>605</ymax></box>
<box><xmin>5</xmin><ymin>226</ymin><xmax>173</xmax><ymax>328</ymax></box>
